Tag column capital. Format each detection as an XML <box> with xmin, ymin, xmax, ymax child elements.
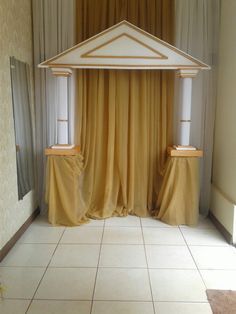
<box><xmin>176</xmin><ymin>69</ymin><xmax>199</xmax><ymax>78</ymax></box>
<box><xmin>51</xmin><ymin>67</ymin><xmax>72</xmax><ymax>77</ymax></box>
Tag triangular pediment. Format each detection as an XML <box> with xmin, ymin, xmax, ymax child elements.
<box><xmin>39</xmin><ymin>20</ymin><xmax>209</xmax><ymax>71</ymax></box>
<box><xmin>81</xmin><ymin>34</ymin><xmax>167</xmax><ymax>59</ymax></box>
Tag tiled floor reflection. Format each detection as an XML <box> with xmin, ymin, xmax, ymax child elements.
<box><xmin>1</xmin><ymin>214</ymin><xmax>234</xmax><ymax>313</ymax></box>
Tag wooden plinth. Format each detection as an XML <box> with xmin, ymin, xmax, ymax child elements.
<box><xmin>167</xmin><ymin>146</ymin><xmax>203</xmax><ymax>157</ymax></box>
<box><xmin>45</xmin><ymin>145</ymin><xmax>80</xmax><ymax>156</ymax></box>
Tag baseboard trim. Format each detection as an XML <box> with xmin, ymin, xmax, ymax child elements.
<box><xmin>208</xmin><ymin>211</ymin><xmax>233</xmax><ymax>245</ymax></box>
<box><xmin>0</xmin><ymin>207</ymin><xmax>40</xmax><ymax>262</ymax></box>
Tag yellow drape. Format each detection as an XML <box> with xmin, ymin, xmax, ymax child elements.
<box><xmin>45</xmin><ymin>155</ymin><xmax>87</xmax><ymax>226</ymax></box>
<box><xmin>75</xmin><ymin>0</ymin><xmax>174</xmax><ymax>219</ymax></box>
<box><xmin>45</xmin><ymin>154</ymin><xmax>199</xmax><ymax>226</ymax></box>
<box><xmin>156</xmin><ymin>157</ymin><xmax>199</xmax><ymax>226</ymax></box>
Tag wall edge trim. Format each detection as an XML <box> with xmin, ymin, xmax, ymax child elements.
<box><xmin>0</xmin><ymin>207</ymin><xmax>40</xmax><ymax>262</ymax></box>
<box><xmin>208</xmin><ymin>210</ymin><xmax>234</xmax><ymax>245</ymax></box>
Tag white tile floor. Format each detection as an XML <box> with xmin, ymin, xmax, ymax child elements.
<box><xmin>0</xmin><ymin>214</ymin><xmax>235</xmax><ymax>314</ymax></box>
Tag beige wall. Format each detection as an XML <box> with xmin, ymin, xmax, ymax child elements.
<box><xmin>0</xmin><ymin>0</ymin><xmax>37</xmax><ymax>249</ymax></box>
<box><xmin>211</xmin><ymin>0</ymin><xmax>236</xmax><ymax>243</ymax></box>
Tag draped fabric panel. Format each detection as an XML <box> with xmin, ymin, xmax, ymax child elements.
<box><xmin>32</xmin><ymin>0</ymin><xmax>76</xmax><ymax>209</ymax></box>
<box><xmin>174</xmin><ymin>0</ymin><xmax>220</xmax><ymax>215</ymax></box>
<box><xmin>157</xmin><ymin>157</ymin><xmax>199</xmax><ymax>226</ymax></box>
<box><xmin>75</xmin><ymin>0</ymin><xmax>174</xmax><ymax>218</ymax></box>
<box><xmin>45</xmin><ymin>154</ymin><xmax>86</xmax><ymax>226</ymax></box>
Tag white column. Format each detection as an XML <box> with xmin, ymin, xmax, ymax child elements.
<box><xmin>57</xmin><ymin>76</ymin><xmax>69</xmax><ymax>144</ymax></box>
<box><xmin>179</xmin><ymin>77</ymin><xmax>192</xmax><ymax>145</ymax></box>
<box><xmin>177</xmin><ymin>69</ymin><xmax>198</xmax><ymax>146</ymax></box>
<box><xmin>52</xmin><ymin>68</ymin><xmax>72</xmax><ymax>145</ymax></box>
<box><xmin>68</xmin><ymin>70</ymin><xmax>76</xmax><ymax>144</ymax></box>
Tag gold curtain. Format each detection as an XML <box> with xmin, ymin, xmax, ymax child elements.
<box><xmin>156</xmin><ymin>157</ymin><xmax>199</xmax><ymax>226</ymax></box>
<box><xmin>45</xmin><ymin>154</ymin><xmax>87</xmax><ymax>226</ymax></box>
<box><xmin>75</xmin><ymin>0</ymin><xmax>174</xmax><ymax>219</ymax></box>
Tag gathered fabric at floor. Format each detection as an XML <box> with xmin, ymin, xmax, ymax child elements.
<box><xmin>75</xmin><ymin>0</ymin><xmax>174</xmax><ymax>220</ymax></box>
<box><xmin>45</xmin><ymin>155</ymin><xmax>199</xmax><ymax>226</ymax></box>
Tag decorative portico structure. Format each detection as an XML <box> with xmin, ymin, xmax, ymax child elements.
<box><xmin>39</xmin><ymin>20</ymin><xmax>210</xmax><ymax>148</ymax></box>
<box><xmin>41</xmin><ymin>21</ymin><xmax>210</xmax><ymax>227</ymax></box>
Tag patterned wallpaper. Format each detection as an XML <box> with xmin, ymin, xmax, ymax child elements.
<box><xmin>0</xmin><ymin>0</ymin><xmax>38</xmax><ymax>249</ymax></box>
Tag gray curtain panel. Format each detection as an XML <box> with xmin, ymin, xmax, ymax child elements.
<box><xmin>174</xmin><ymin>0</ymin><xmax>220</xmax><ymax>214</ymax></box>
<box><xmin>32</xmin><ymin>0</ymin><xmax>76</xmax><ymax>210</ymax></box>
<box><xmin>10</xmin><ymin>57</ymin><xmax>34</xmax><ymax>200</ymax></box>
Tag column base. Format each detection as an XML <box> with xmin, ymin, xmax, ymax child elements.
<box><xmin>45</xmin><ymin>145</ymin><xmax>80</xmax><ymax>156</ymax></box>
<box><xmin>167</xmin><ymin>146</ymin><xmax>203</xmax><ymax>157</ymax></box>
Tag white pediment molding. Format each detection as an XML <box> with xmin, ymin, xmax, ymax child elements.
<box><xmin>39</xmin><ymin>20</ymin><xmax>210</xmax><ymax>71</ymax></box>
<box><xmin>81</xmin><ymin>33</ymin><xmax>168</xmax><ymax>59</ymax></box>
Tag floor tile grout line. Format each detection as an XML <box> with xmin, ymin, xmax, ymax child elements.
<box><xmin>178</xmin><ymin>226</ymin><xmax>208</xmax><ymax>291</ymax></box>
<box><xmin>140</xmin><ymin>221</ymin><xmax>156</xmax><ymax>314</ymax></box>
<box><xmin>3</xmin><ymin>265</ymin><xmax>236</xmax><ymax>272</ymax></box>
<box><xmin>15</xmin><ymin>241</ymin><xmax>230</xmax><ymax>247</ymax></box>
<box><xmin>4</xmin><ymin>265</ymin><xmax>236</xmax><ymax>271</ymax></box>
<box><xmin>89</xmin><ymin>219</ymin><xmax>105</xmax><ymax>314</ymax></box>
<box><xmin>2</xmin><ymin>297</ymin><xmax>212</xmax><ymax>303</ymax></box>
<box><xmin>104</xmin><ymin>225</ymin><xmax>144</xmax><ymax>228</ymax></box>
<box><xmin>105</xmin><ymin>226</ymin><xmax>177</xmax><ymax>228</ymax></box>
<box><xmin>24</xmin><ymin>228</ymin><xmax>66</xmax><ymax>314</ymax></box>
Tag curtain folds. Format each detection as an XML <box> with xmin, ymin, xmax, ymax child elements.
<box><xmin>46</xmin><ymin>154</ymin><xmax>86</xmax><ymax>226</ymax></box>
<box><xmin>174</xmin><ymin>0</ymin><xmax>220</xmax><ymax>214</ymax></box>
<box><xmin>157</xmin><ymin>157</ymin><xmax>199</xmax><ymax>226</ymax></box>
<box><xmin>75</xmin><ymin>0</ymin><xmax>174</xmax><ymax>219</ymax></box>
<box><xmin>32</xmin><ymin>0</ymin><xmax>76</xmax><ymax>209</ymax></box>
